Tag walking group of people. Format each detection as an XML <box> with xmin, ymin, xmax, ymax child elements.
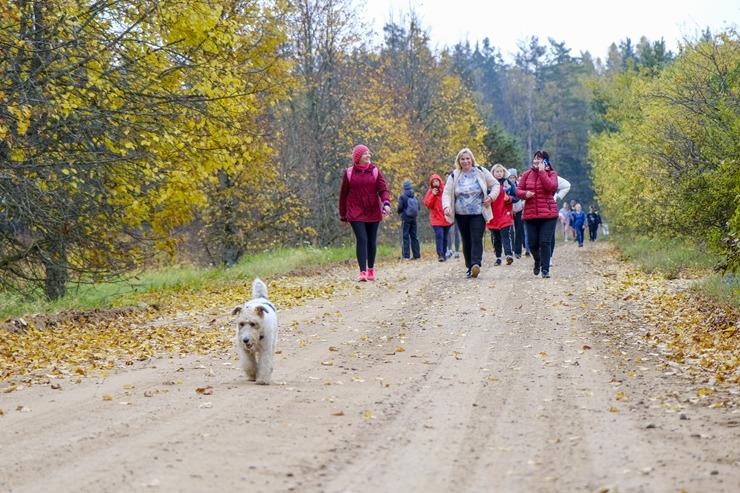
<box><xmin>558</xmin><ymin>201</ymin><xmax>604</xmax><ymax>247</ymax></box>
<box><xmin>338</xmin><ymin>143</ymin><xmax>600</xmax><ymax>282</ymax></box>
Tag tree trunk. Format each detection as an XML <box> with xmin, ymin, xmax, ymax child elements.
<box><xmin>43</xmin><ymin>240</ymin><xmax>68</xmax><ymax>300</ymax></box>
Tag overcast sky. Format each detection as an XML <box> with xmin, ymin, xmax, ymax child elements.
<box><xmin>361</xmin><ymin>0</ymin><xmax>739</xmax><ymax>61</ymax></box>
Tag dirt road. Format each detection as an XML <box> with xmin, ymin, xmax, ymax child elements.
<box><xmin>2</xmin><ymin>242</ymin><xmax>738</xmax><ymax>493</ymax></box>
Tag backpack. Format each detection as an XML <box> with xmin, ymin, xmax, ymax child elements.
<box><xmin>404</xmin><ymin>196</ymin><xmax>419</xmax><ymax>218</ymax></box>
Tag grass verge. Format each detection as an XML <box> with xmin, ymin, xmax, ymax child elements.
<box><xmin>612</xmin><ymin>234</ymin><xmax>739</xmax><ymax>311</ymax></box>
<box><xmin>0</xmin><ymin>244</ymin><xmax>399</xmax><ymax>319</ymax></box>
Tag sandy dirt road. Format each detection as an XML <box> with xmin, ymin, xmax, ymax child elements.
<box><xmin>1</xmin><ymin>241</ymin><xmax>738</xmax><ymax>493</ymax></box>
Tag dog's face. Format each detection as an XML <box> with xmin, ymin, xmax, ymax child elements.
<box><xmin>232</xmin><ymin>305</ymin><xmax>268</xmax><ymax>353</ymax></box>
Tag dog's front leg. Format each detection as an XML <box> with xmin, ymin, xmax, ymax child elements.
<box><xmin>242</xmin><ymin>352</ymin><xmax>258</xmax><ymax>381</ymax></box>
<box><xmin>255</xmin><ymin>351</ymin><xmax>274</xmax><ymax>385</ymax></box>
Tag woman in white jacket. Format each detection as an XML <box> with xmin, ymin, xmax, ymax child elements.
<box><xmin>442</xmin><ymin>148</ymin><xmax>500</xmax><ymax>278</ymax></box>
<box><xmin>550</xmin><ymin>175</ymin><xmax>571</xmax><ymax>266</ymax></box>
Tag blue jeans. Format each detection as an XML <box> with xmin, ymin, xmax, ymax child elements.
<box><xmin>575</xmin><ymin>225</ymin><xmax>585</xmax><ymax>245</ymax></box>
<box><xmin>433</xmin><ymin>225</ymin><xmax>451</xmax><ymax>258</ymax></box>
<box><xmin>447</xmin><ymin>223</ymin><xmax>460</xmax><ymax>253</ymax></box>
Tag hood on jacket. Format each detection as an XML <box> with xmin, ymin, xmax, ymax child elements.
<box><xmin>402</xmin><ymin>180</ymin><xmax>415</xmax><ymax>197</ymax></box>
<box><xmin>429</xmin><ymin>174</ymin><xmax>444</xmax><ymax>190</ymax></box>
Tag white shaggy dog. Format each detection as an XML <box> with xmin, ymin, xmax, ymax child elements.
<box><xmin>232</xmin><ymin>278</ymin><xmax>278</xmax><ymax>385</ymax></box>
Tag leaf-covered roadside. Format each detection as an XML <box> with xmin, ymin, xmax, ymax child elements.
<box><xmin>0</xmin><ymin>278</ymin><xmax>344</xmax><ymax>388</ymax></box>
<box><xmin>1</xmin><ymin>248</ymin><xmax>738</xmax><ymax>410</ymax></box>
<box><xmin>592</xmin><ymin>248</ymin><xmax>739</xmax><ymax>406</ymax></box>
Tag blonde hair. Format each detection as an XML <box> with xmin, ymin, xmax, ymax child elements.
<box><xmin>491</xmin><ymin>163</ymin><xmax>507</xmax><ymax>175</ymax></box>
<box><xmin>454</xmin><ymin>147</ymin><xmax>479</xmax><ymax>170</ymax></box>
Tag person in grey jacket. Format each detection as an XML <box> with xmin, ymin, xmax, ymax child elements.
<box><xmin>442</xmin><ymin>148</ymin><xmax>500</xmax><ymax>278</ymax></box>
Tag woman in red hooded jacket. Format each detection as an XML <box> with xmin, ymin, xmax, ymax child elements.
<box><xmin>423</xmin><ymin>173</ymin><xmax>453</xmax><ymax>262</ymax></box>
<box><xmin>515</xmin><ymin>150</ymin><xmax>559</xmax><ymax>278</ymax></box>
<box><xmin>339</xmin><ymin>144</ymin><xmax>392</xmax><ymax>282</ymax></box>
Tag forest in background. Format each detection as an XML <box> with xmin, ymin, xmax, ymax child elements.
<box><xmin>1</xmin><ymin>0</ymin><xmax>738</xmax><ymax>300</ymax></box>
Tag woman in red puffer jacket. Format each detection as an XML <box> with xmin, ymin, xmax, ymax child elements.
<box><xmin>515</xmin><ymin>150</ymin><xmax>559</xmax><ymax>279</ymax></box>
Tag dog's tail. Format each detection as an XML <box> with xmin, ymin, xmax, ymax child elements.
<box><xmin>252</xmin><ymin>278</ymin><xmax>268</xmax><ymax>299</ymax></box>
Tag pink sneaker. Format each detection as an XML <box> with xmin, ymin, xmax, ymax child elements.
<box><xmin>367</xmin><ymin>268</ymin><xmax>376</xmax><ymax>281</ymax></box>
<box><xmin>357</xmin><ymin>271</ymin><xmax>368</xmax><ymax>282</ymax></box>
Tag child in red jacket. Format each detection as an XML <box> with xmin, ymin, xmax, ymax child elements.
<box><xmin>424</xmin><ymin>174</ymin><xmax>453</xmax><ymax>262</ymax></box>
<box><xmin>486</xmin><ymin>164</ymin><xmax>517</xmax><ymax>265</ymax></box>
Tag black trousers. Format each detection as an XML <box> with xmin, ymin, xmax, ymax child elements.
<box><xmin>401</xmin><ymin>219</ymin><xmax>421</xmax><ymax>259</ymax></box>
<box><xmin>455</xmin><ymin>214</ymin><xmax>487</xmax><ymax>269</ymax></box>
<box><xmin>524</xmin><ymin>217</ymin><xmax>558</xmax><ymax>273</ymax></box>
<box><xmin>490</xmin><ymin>225</ymin><xmax>514</xmax><ymax>258</ymax></box>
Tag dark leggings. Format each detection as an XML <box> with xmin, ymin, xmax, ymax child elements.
<box><xmin>350</xmin><ymin>221</ymin><xmax>380</xmax><ymax>272</ymax></box>
<box><xmin>524</xmin><ymin>217</ymin><xmax>558</xmax><ymax>273</ymax></box>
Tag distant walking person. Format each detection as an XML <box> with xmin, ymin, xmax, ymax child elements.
<box><xmin>515</xmin><ymin>150</ymin><xmax>559</xmax><ymax>279</ymax></box>
<box><xmin>397</xmin><ymin>180</ymin><xmax>421</xmax><ymax>260</ymax></box>
<box><xmin>571</xmin><ymin>203</ymin><xmax>587</xmax><ymax>247</ymax></box>
<box><xmin>424</xmin><ymin>174</ymin><xmax>453</xmax><ymax>262</ymax></box>
<box><xmin>442</xmin><ymin>148</ymin><xmax>500</xmax><ymax>279</ymax></box>
<box><xmin>550</xmin><ymin>174</ymin><xmax>571</xmax><ymax>267</ymax></box>
<box><xmin>558</xmin><ymin>202</ymin><xmax>572</xmax><ymax>242</ymax></box>
<box><xmin>569</xmin><ymin>199</ymin><xmax>577</xmax><ymax>239</ymax></box>
<box><xmin>444</xmin><ymin>170</ymin><xmax>461</xmax><ymax>259</ymax></box>
<box><xmin>586</xmin><ymin>205</ymin><xmax>603</xmax><ymax>242</ymax></box>
<box><xmin>448</xmin><ymin>223</ymin><xmax>461</xmax><ymax>258</ymax></box>
<box><xmin>339</xmin><ymin>144</ymin><xmax>391</xmax><ymax>282</ymax></box>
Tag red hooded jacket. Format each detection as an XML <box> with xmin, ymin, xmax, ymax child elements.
<box><xmin>423</xmin><ymin>174</ymin><xmax>452</xmax><ymax>227</ymax></box>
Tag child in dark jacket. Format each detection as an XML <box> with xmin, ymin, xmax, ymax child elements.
<box><xmin>586</xmin><ymin>205</ymin><xmax>602</xmax><ymax>242</ymax></box>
